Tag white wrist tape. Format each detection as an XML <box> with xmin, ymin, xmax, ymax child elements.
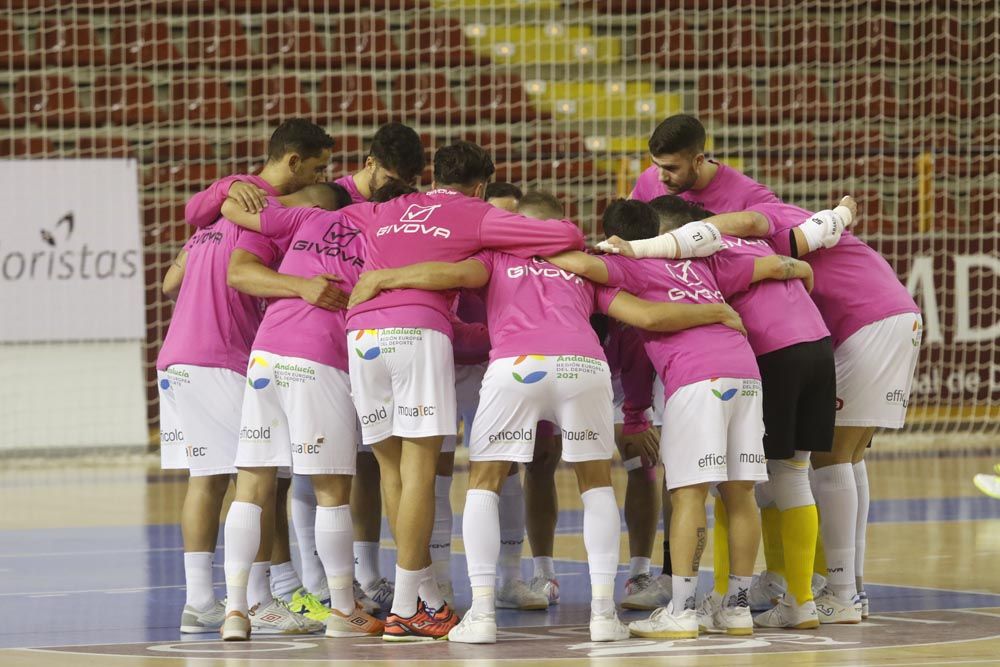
<box><xmin>629</xmin><ymin>232</ymin><xmax>679</xmax><ymax>259</ymax></box>
<box><xmin>624</xmin><ymin>456</ymin><xmax>644</xmax><ymax>472</ymax></box>
<box><xmin>673</xmin><ymin>221</ymin><xmax>723</xmax><ymax>258</ymax></box>
<box><xmin>797</xmin><ymin>209</ymin><xmax>844</xmax><ymax>252</ymax></box>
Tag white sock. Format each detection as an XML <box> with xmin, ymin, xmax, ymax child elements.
<box><xmin>629</xmin><ymin>556</ymin><xmax>651</xmax><ymax>579</ymax></box>
<box><xmin>391</xmin><ymin>566</ymin><xmax>422</xmax><ymax>618</ymax></box>
<box><xmin>673</xmin><ymin>575</ymin><xmax>697</xmax><ymax>611</ymax></box>
<box><xmin>184</xmin><ymin>551</ymin><xmax>215</xmax><ymax>611</ymax></box>
<box><xmin>270</xmin><ymin>561</ymin><xmax>301</xmax><ymax>601</ymax></box>
<box><xmin>223</xmin><ymin>501</ymin><xmax>262</xmax><ymax>615</ymax></box>
<box><xmin>354</xmin><ymin>541</ymin><xmax>381</xmax><ymax>589</ymax></box>
<box><xmin>812</xmin><ymin>463</ymin><xmax>858</xmax><ymax>601</ymax></box>
<box><xmin>470</xmin><ymin>585</ymin><xmax>495</xmax><ymax>615</ymax></box>
<box><xmin>291</xmin><ymin>475</ymin><xmax>326</xmax><ymax>596</ymax></box>
<box><xmin>315</xmin><ymin>505</ymin><xmax>355</xmax><ymax>615</ymax></box>
<box><xmin>430</xmin><ymin>475</ymin><xmax>454</xmax><ymax>587</ymax></box>
<box><xmin>533</xmin><ymin>556</ymin><xmax>555</xmax><ymax>580</ymax></box>
<box><xmin>724</xmin><ymin>574</ymin><xmax>752</xmax><ymax>608</ymax></box>
<box><xmin>854</xmin><ymin>460</ymin><xmax>869</xmax><ymax>592</ymax></box>
<box><xmin>582</xmin><ymin>487</ymin><xmax>620</xmax><ymax>616</ymax></box>
<box><xmin>248</xmin><ymin>561</ymin><xmax>272</xmax><ymax>609</ymax></box>
<box><xmin>418</xmin><ymin>566</ymin><xmax>446</xmax><ymax>611</ymax></box>
<box><xmin>498</xmin><ymin>472</ymin><xmax>525</xmax><ymax>587</ymax></box>
<box><xmin>463</xmin><ymin>490</ymin><xmax>501</xmax><ymax>591</ymax></box>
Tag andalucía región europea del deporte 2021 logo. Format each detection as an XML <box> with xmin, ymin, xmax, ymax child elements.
<box><xmin>710</xmin><ymin>378</ymin><xmax>738</xmax><ymax>401</ymax></box>
<box><xmin>512</xmin><ymin>355</ymin><xmax>547</xmax><ymax>384</ymax></box>
<box><xmin>354</xmin><ymin>330</ymin><xmax>381</xmax><ymax>360</ymax></box>
<box><xmin>247</xmin><ymin>356</ymin><xmax>271</xmax><ymax>390</ymax></box>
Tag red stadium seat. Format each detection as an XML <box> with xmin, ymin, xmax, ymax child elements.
<box><xmin>637</xmin><ymin>18</ymin><xmax>708</xmax><ymax>69</ymax></box>
<box><xmin>170</xmin><ymin>79</ymin><xmax>238</xmax><ymax>124</ymax></box>
<box><xmin>908</xmin><ymin>74</ymin><xmax>967</xmax><ymax>119</ymax></box>
<box><xmin>467</xmin><ymin>73</ymin><xmax>541</xmax><ymax>123</ymax></box>
<box><xmin>37</xmin><ymin>19</ymin><xmax>106</xmax><ymax>67</ymax></box>
<box><xmin>706</xmin><ymin>19</ymin><xmax>768</xmax><ymax>67</ymax></box>
<box><xmin>334</xmin><ymin>16</ymin><xmax>407</xmax><ymax>68</ymax></box>
<box><xmin>911</xmin><ymin>16</ymin><xmax>969</xmax><ymax>63</ymax></box>
<box><xmin>316</xmin><ymin>74</ymin><xmax>389</xmax><ymax>125</ymax></box>
<box><xmin>767</xmin><ymin>73</ymin><xmax>833</xmax><ymax>122</ymax></box>
<box><xmin>529</xmin><ymin>132</ymin><xmax>588</xmax><ymax>159</ymax></box>
<box><xmin>13</xmin><ymin>75</ymin><xmax>92</xmax><ymax>126</ymax></box>
<box><xmin>0</xmin><ymin>137</ymin><xmax>57</xmax><ymax>158</ymax></box>
<box><xmin>147</xmin><ymin>163</ymin><xmax>222</xmax><ymax>193</ymax></box>
<box><xmin>764</xmin><ymin>129</ymin><xmax>818</xmax><ymax>156</ymax></box>
<box><xmin>973</xmin><ymin>14</ymin><xmax>998</xmax><ymax>64</ymax></box>
<box><xmin>292</xmin><ymin>0</ymin><xmax>426</xmax><ymax>9</ymax></box>
<box><xmin>93</xmin><ymin>74</ymin><xmax>164</xmax><ymax>125</ymax></box>
<box><xmin>843</xmin><ymin>16</ymin><xmax>904</xmax><ymax>63</ymax></box>
<box><xmin>461</xmin><ymin>130</ymin><xmax>517</xmax><ymax>162</ymax></box>
<box><xmin>897</xmin><ymin>188</ymin><xmax>961</xmax><ymax>231</ymax></box>
<box><xmin>248</xmin><ymin>77</ymin><xmax>312</xmax><ymax>121</ymax></box>
<box><xmin>969</xmin><ymin>187</ymin><xmax>999</xmax><ymax>227</ymax></box>
<box><xmin>109</xmin><ymin>20</ymin><xmax>183</xmax><ymax>67</ymax></box>
<box><xmin>152</xmin><ymin>137</ymin><xmax>217</xmax><ymax>162</ymax></box>
<box><xmin>773</xmin><ymin>20</ymin><xmax>836</xmax><ymax>65</ymax></box>
<box><xmin>230</xmin><ymin>137</ymin><xmax>269</xmax><ymax>169</ymax></box>
<box><xmin>393</xmin><ymin>73</ymin><xmax>467</xmax><ymax>124</ymax></box>
<box><xmin>969</xmin><ymin>75</ymin><xmax>999</xmax><ymax>119</ymax></box>
<box><xmin>410</xmin><ymin>18</ymin><xmax>482</xmax><ymax>67</ymax></box>
<box><xmin>143</xmin><ymin>199</ymin><xmax>189</xmax><ymax>244</ymax></box>
<box><xmin>832</xmin><ymin>128</ymin><xmax>894</xmax><ymax>156</ymax></box>
<box><xmin>261</xmin><ymin>18</ymin><xmax>336</xmax><ymax>68</ymax></box>
<box><xmin>0</xmin><ymin>19</ymin><xmax>28</xmax><ymax>68</ymax></box>
<box><xmin>697</xmin><ymin>73</ymin><xmax>764</xmax><ymax>124</ymax></box>
<box><xmin>187</xmin><ymin>19</ymin><xmax>257</xmax><ymax>68</ymax></box>
<box><xmin>829</xmin><ymin>187</ymin><xmax>889</xmax><ymax>235</ymax></box>
<box><xmin>835</xmin><ymin>74</ymin><xmax>899</xmax><ymax>120</ymax></box>
<box><xmin>74</xmin><ymin>136</ymin><xmax>134</xmax><ymax>159</ymax></box>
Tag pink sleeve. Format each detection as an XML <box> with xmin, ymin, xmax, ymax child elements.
<box><xmin>707</xmin><ymin>254</ymin><xmax>755</xmax><ymax>300</ymax></box>
<box><xmin>478</xmin><ymin>207</ymin><xmax>585</xmax><ymax>258</ymax></box>
<box><xmin>340</xmin><ymin>201</ymin><xmax>378</xmax><ymax>233</ymax></box>
<box><xmin>594</xmin><ymin>285</ymin><xmax>622</xmax><ymax>315</ymax></box>
<box><xmin>469</xmin><ymin>249</ymin><xmax>495</xmax><ymax>275</ymax></box>
<box><xmin>619</xmin><ymin>328</ymin><xmax>656</xmax><ymax>435</ymax></box>
<box><xmin>185</xmin><ymin>175</ymin><xmax>244</xmax><ymax>228</ymax></box>
<box><xmin>234</xmin><ymin>229</ymin><xmax>279</xmax><ymax>267</ymax></box>
<box><xmin>597</xmin><ymin>255</ymin><xmax>641</xmax><ymax>290</ymax></box>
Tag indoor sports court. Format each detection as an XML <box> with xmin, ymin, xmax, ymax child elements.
<box><xmin>1</xmin><ymin>1</ymin><xmax>998</xmax><ymax>666</ymax></box>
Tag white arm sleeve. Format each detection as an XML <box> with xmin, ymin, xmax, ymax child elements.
<box><xmin>797</xmin><ymin>208</ymin><xmax>849</xmax><ymax>252</ymax></box>
<box><xmin>673</xmin><ymin>221</ymin><xmax>723</xmax><ymax>258</ymax></box>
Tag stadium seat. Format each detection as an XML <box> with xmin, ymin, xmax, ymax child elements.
<box><xmin>636</xmin><ymin>19</ymin><xmax>707</xmax><ymax>69</ymax></box>
<box><xmin>0</xmin><ymin>19</ymin><xmax>27</xmax><ymax>68</ymax></box>
<box><xmin>147</xmin><ymin>163</ymin><xmax>222</xmax><ymax>193</ymax></box>
<box><xmin>706</xmin><ymin>19</ymin><xmax>768</xmax><ymax>67</ymax></box>
<box><xmin>835</xmin><ymin>73</ymin><xmax>898</xmax><ymax>120</ymax></box>
<box><xmin>13</xmin><ymin>75</ymin><xmax>92</xmax><ymax>126</ymax></box>
<box><xmin>529</xmin><ymin>132</ymin><xmax>589</xmax><ymax>159</ymax></box>
<box><xmin>292</xmin><ymin>0</ymin><xmax>427</xmax><ymax>8</ymax></box>
<box><xmin>832</xmin><ymin>128</ymin><xmax>893</xmax><ymax>157</ymax></box>
<box><xmin>468</xmin><ymin>24</ymin><xmax>620</xmax><ymax>65</ymax></box>
<box><xmin>972</xmin><ymin>14</ymin><xmax>998</xmax><ymax>64</ymax></box>
<box><xmin>93</xmin><ymin>75</ymin><xmax>164</xmax><ymax>125</ymax></box>
<box><xmin>393</xmin><ymin>73</ymin><xmax>468</xmax><ymax>124</ymax></box>
<box><xmin>907</xmin><ymin>74</ymin><xmax>967</xmax><ymax>119</ymax></box>
<box><xmin>969</xmin><ymin>75</ymin><xmax>999</xmax><ymax>119</ymax></box>
<box><xmin>843</xmin><ymin>16</ymin><xmax>903</xmax><ymax>63</ymax></box>
<box><xmin>773</xmin><ymin>20</ymin><xmax>835</xmax><ymax>65</ymax></box>
<box><xmin>830</xmin><ymin>187</ymin><xmax>889</xmax><ymax>234</ymax></box>
<box><xmin>74</xmin><ymin>136</ymin><xmax>134</xmax><ymax>159</ymax></box>
<box><xmin>461</xmin><ymin>130</ymin><xmax>517</xmax><ymax>161</ymax></box>
<box><xmin>467</xmin><ymin>73</ymin><xmax>541</xmax><ymax>123</ymax></box>
<box><xmin>969</xmin><ymin>187</ymin><xmax>999</xmax><ymax>227</ymax></box>
<box><xmin>0</xmin><ymin>137</ymin><xmax>57</xmax><ymax>158</ymax></box>
<box><xmin>767</xmin><ymin>73</ymin><xmax>833</xmax><ymax>122</ymax></box>
<box><xmin>697</xmin><ymin>73</ymin><xmax>764</xmax><ymax>124</ymax></box>
<box><xmin>152</xmin><ymin>137</ymin><xmax>217</xmax><ymax>162</ymax></box>
<box><xmin>764</xmin><ymin>129</ymin><xmax>818</xmax><ymax>156</ymax></box>
<box><xmin>316</xmin><ymin>74</ymin><xmax>389</xmax><ymax>125</ymax></box>
<box><xmin>37</xmin><ymin>19</ymin><xmax>107</xmax><ymax>67</ymax></box>
<box><xmin>170</xmin><ymin>79</ymin><xmax>238</xmax><ymax>124</ymax></box>
<box><xmin>410</xmin><ymin>17</ymin><xmax>482</xmax><ymax>67</ymax></box>
<box><xmin>230</xmin><ymin>137</ymin><xmax>269</xmax><ymax>169</ymax></box>
<box><xmin>334</xmin><ymin>16</ymin><xmax>407</xmax><ymax>68</ymax></box>
<box><xmin>897</xmin><ymin>188</ymin><xmax>961</xmax><ymax>231</ymax></box>
<box><xmin>261</xmin><ymin>18</ymin><xmax>336</xmax><ymax>68</ymax></box>
<box><xmin>187</xmin><ymin>19</ymin><xmax>257</xmax><ymax>68</ymax></box>
<box><xmin>248</xmin><ymin>77</ymin><xmax>312</xmax><ymax>121</ymax></box>
<box><xmin>911</xmin><ymin>15</ymin><xmax>969</xmax><ymax>63</ymax></box>
<box><xmin>109</xmin><ymin>20</ymin><xmax>183</xmax><ymax>67</ymax></box>
<box><xmin>143</xmin><ymin>199</ymin><xmax>189</xmax><ymax>244</ymax></box>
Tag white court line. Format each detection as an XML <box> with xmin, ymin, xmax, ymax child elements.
<box><xmin>0</xmin><ymin>546</ymin><xmax>185</xmax><ymax>559</ymax></box>
<box><xmin>0</xmin><ymin>584</ymin><xmax>186</xmax><ymax>598</ymax></box>
<box><xmin>867</xmin><ymin>614</ymin><xmax>953</xmax><ymax>624</ymax></box>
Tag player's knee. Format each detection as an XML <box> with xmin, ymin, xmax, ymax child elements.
<box><xmin>234</xmin><ymin>467</ymin><xmax>277</xmax><ymax>504</ymax></box>
<box><xmin>313</xmin><ymin>474</ymin><xmax>352</xmax><ymax>507</ymax></box>
<box><xmin>468</xmin><ymin>461</ymin><xmax>510</xmax><ymax>493</ymax></box>
<box><xmin>572</xmin><ymin>459</ymin><xmax>613</xmax><ymax>492</ymax></box>
<box><xmin>767</xmin><ymin>456</ymin><xmax>814</xmax><ymax>511</ymax></box>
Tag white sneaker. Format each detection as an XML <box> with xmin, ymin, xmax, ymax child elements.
<box><xmin>590</xmin><ymin>609</ymin><xmax>629</xmax><ymax>642</ymax></box>
<box><xmin>221</xmin><ymin>610</ymin><xmax>251</xmax><ymax>641</ymax></box>
<box><xmin>858</xmin><ymin>591</ymin><xmax>870</xmax><ymax>620</ymax></box>
<box><xmin>696</xmin><ymin>592</ymin><xmax>723</xmax><ymax>634</ymax></box>
<box><xmin>249</xmin><ymin>597</ymin><xmax>325</xmax><ymax>634</ymax></box>
<box><xmin>628</xmin><ymin>601</ymin><xmax>698</xmax><ymax>639</ymax></box>
<box><xmin>815</xmin><ymin>587</ymin><xmax>862</xmax><ymax>624</ymax></box>
<box><xmin>754</xmin><ymin>596</ymin><xmax>820</xmax><ymax>629</ymax></box>
<box><xmin>973</xmin><ymin>473</ymin><xmax>1000</xmax><ymax>499</ymax></box>
<box><xmin>355</xmin><ymin>579</ymin><xmax>380</xmax><ymax>615</ymax></box>
<box><xmin>362</xmin><ymin>577</ymin><xmax>394</xmax><ymax>611</ymax></box>
<box><xmin>812</xmin><ymin>573</ymin><xmax>827</xmax><ymax>599</ymax></box>
<box><xmin>496</xmin><ymin>579</ymin><xmax>549</xmax><ymax>610</ymax></box>
<box><xmin>716</xmin><ymin>603</ymin><xmax>753</xmax><ymax>636</ymax></box>
<box><xmin>180</xmin><ymin>600</ymin><xmax>226</xmax><ymax>633</ymax></box>
<box><xmin>447</xmin><ymin>609</ymin><xmax>497</xmax><ymax>644</ymax></box>
<box><xmin>438</xmin><ymin>579</ymin><xmax>455</xmax><ymax>608</ymax></box>
<box><xmin>748</xmin><ymin>570</ymin><xmax>787</xmax><ymax>611</ymax></box>
<box><xmin>622</xmin><ymin>573</ymin><xmax>673</xmax><ymax>610</ymax></box>
<box><xmin>528</xmin><ymin>575</ymin><xmax>560</xmax><ymax>605</ymax></box>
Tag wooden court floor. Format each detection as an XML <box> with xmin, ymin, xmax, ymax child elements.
<box><xmin>1</xmin><ymin>434</ymin><xmax>998</xmax><ymax>666</ymax></box>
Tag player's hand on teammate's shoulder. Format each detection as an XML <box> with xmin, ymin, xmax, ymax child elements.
<box><xmin>299</xmin><ymin>274</ymin><xmax>347</xmax><ymax>311</ymax></box>
<box><xmin>595</xmin><ymin>235</ymin><xmax>635</xmax><ymax>257</ymax></box>
<box><xmin>228</xmin><ymin>181</ymin><xmax>269</xmax><ymax>214</ymax></box>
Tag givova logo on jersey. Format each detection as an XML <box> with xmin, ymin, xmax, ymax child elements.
<box><xmin>512</xmin><ymin>355</ymin><xmax>547</xmax><ymax>384</ymax></box>
<box><xmin>354</xmin><ymin>330</ymin><xmax>381</xmax><ymax>360</ymax></box>
<box><xmin>247</xmin><ymin>356</ymin><xmax>271</xmax><ymax>389</ymax></box>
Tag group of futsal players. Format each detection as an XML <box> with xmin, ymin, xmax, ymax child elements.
<box><xmin>157</xmin><ymin>113</ymin><xmax>921</xmax><ymax>644</ymax></box>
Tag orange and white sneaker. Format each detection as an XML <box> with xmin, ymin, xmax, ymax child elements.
<box><xmin>221</xmin><ymin>610</ymin><xmax>251</xmax><ymax>641</ymax></box>
<box><xmin>383</xmin><ymin>601</ymin><xmax>460</xmax><ymax>642</ymax></box>
<box><xmin>326</xmin><ymin>603</ymin><xmax>385</xmax><ymax>638</ymax></box>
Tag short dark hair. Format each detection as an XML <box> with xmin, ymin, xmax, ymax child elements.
<box><xmin>370</xmin><ymin>180</ymin><xmax>418</xmax><ymax>203</ymax></box>
<box><xmin>601</xmin><ymin>199</ymin><xmax>660</xmax><ymax>241</ymax></box>
<box><xmin>369</xmin><ymin>122</ymin><xmax>426</xmax><ymax>183</ymax></box>
<box><xmin>517</xmin><ymin>190</ymin><xmax>563</xmax><ymax>219</ymax></box>
<box><xmin>648</xmin><ymin>114</ymin><xmax>706</xmax><ymax>157</ymax></box>
<box><xmin>304</xmin><ymin>182</ymin><xmax>351</xmax><ymax>210</ymax></box>
<box><xmin>648</xmin><ymin>195</ymin><xmax>715</xmax><ymax>231</ymax></box>
<box><xmin>433</xmin><ymin>141</ymin><xmax>496</xmax><ymax>188</ymax></box>
<box><xmin>267</xmin><ymin>118</ymin><xmax>335</xmax><ymax>162</ymax></box>
<box><xmin>485</xmin><ymin>182</ymin><xmax>523</xmax><ymax>201</ymax></box>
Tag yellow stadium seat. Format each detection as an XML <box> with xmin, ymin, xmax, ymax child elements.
<box><xmin>466</xmin><ymin>24</ymin><xmax>620</xmax><ymax>64</ymax></box>
<box><xmin>526</xmin><ymin>81</ymin><xmax>681</xmax><ymax>121</ymax></box>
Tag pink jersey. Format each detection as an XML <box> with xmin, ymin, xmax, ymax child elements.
<box><xmin>156</xmin><ymin>220</ymin><xmax>277</xmax><ymax>374</ymax></box>
<box><xmin>705</xmin><ymin>235</ymin><xmax>830</xmax><ymax>357</ymax></box>
<box><xmin>605</xmin><ymin>321</ymin><xmax>657</xmax><ymax>434</ymax></box>
<box><xmin>470</xmin><ymin>251</ymin><xmax>617</xmax><ymax>362</ymax></box>
<box><xmin>185</xmin><ymin>174</ymin><xmax>275</xmax><ymax>229</ymax></box>
<box><xmin>342</xmin><ymin>189</ymin><xmax>585</xmax><ymax>337</ymax></box>
<box><xmin>752</xmin><ymin>202</ymin><xmax>920</xmax><ymax>348</ymax></box>
<box><xmin>631</xmin><ymin>161</ymin><xmax>779</xmax><ymax>213</ymax></box>
<box><xmin>237</xmin><ymin>202</ymin><xmax>367</xmax><ymax>372</ymax></box>
<box><xmin>599</xmin><ymin>255</ymin><xmax>760</xmax><ymax>401</ymax></box>
<box><xmin>334</xmin><ymin>174</ymin><xmax>366</xmax><ymax>204</ymax></box>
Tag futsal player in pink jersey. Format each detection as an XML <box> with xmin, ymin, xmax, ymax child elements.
<box><xmin>157</xmin><ymin>120</ymin><xmax>334</xmax><ymax>636</ymax></box>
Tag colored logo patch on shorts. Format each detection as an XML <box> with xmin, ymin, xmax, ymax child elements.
<box><xmin>159</xmin><ymin>379</ymin><xmax>170</xmax><ymax>390</ymax></box>
<box><xmin>709</xmin><ymin>379</ymin><xmax>737</xmax><ymax>401</ymax></box>
<box><xmin>354</xmin><ymin>330</ymin><xmax>381</xmax><ymax>360</ymax></box>
<box><xmin>247</xmin><ymin>356</ymin><xmax>271</xmax><ymax>390</ymax></box>
<box><xmin>512</xmin><ymin>354</ymin><xmax>547</xmax><ymax>384</ymax></box>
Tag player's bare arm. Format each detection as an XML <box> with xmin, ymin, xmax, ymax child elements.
<box><xmin>228</xmin><ymin>180</ymin><xmax>268</xmax><ymax>214</ymax></box>
<box><xmin>751</xmin><ymin>255</ymin><xmax>814</xmax><ymax>293</ymax></box>
<box><xmin>227</xmin><ymin>249</ymin><xmax>347</xmax><ymax>311</ymax></box>
<box><xmin>607</xmin><ymin>291</ymin><xmax>747</xmax><ymax>336</ymax></box>
<box><xmin>162</xmin><ymin>249</ymin><xmax>188</xmax><ymax>301</ymax></box>
<box><xmin>220</xmin><ymin>197</ymin><xmax>264</xmax><ymax>232</ymax></box>
<box><xmin>347</xmin><ymin>259</ymin><xmax>489</xmax><ymax>309</ymax></box>
<box><xmin>545</xmin><ymin>251</ymin><xmax>610</xmax><ymax>284</ymax></box>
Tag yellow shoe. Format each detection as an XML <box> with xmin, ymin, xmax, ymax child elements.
<box><xmin>288</xmin><ymin>587</ymin><xmax>333</xmax><ymax>622</ymax></box>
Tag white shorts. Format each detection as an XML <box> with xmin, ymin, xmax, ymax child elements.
<box><xmin>660</xmin><ymin>378</ymin><xmax>767</xmax><ymax>490</ymax></box>
<box><xmin>443</xmin><ymin>362</ymin><xmax>487</xmax><ymax>453</ymax></box>
<box><xmin>235</xmin><ymin>352</ymin><xmax>360</xmax><ymax>475</ymax></box>
<box><xmin>469</xmin><ymin>355</ymin><xmax>614</xmax><ymax>463</ymax></box>
<box><xmin>610</xmin><ymin>372</ymin><xmax>661</xmax><ymax>427</ymax></box>
<box><xmin>347</xmin><ymin>328</ymin><xmax>457</xmax><ymax>445</ymax></box>
<box><xmin>159</xmin><ymin>364</ymin><xmax>244</xmax><ymax>477</ymax></box>
<box><xmin>834</xmin><ymin>313</ymin><xmax>923</xmax><ymax>428</ymax></box>
<box><xmin>157</xmin><ymin>369</ymin><xmax>188</xmax><ymax>470</ymax></box>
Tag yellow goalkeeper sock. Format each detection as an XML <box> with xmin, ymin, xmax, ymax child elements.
<box><xmin>713</xmin><ymin>500</ymin><xmax>729</xmax><ymax>597</ymax></box>
<box><xmin>761</xmin><ymin>506</ymin><xmax>785</xmax><ymax>579</ymax></box>
<box><xmin>781</xmin><ymin>504</ymin><xmax>819</xmax><ymax>604</ymax></box>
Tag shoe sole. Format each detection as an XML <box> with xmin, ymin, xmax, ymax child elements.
<box><xmin>630</xmin><ymin>629</ymin><xmax>698</xmax><ymax>639</ymax></box>
<box><xmin>726</xmin><ymin>627</ymin><xmax>754</xmax><ymax>636</ymax></box>
<box><xmin>221</xmin><ymin>630</ymin><xmax>250</xmax><ymax>641</ymax></box>
<box><xmin>447</xmin><ymin>635</ymin><xmax>497</xmax><ymax>644</ymax></box>
<box><xmin>382</xmin><ymin>634</ymin><xmax>446</xmax><ymax>642</ymax></box>
<box><xmin>180</xmin><ymin>626</ymin><xmax>221</xmax><ymax>634</ymax></box>
<box><xmin>251</xmin><ymin>627</ymin><xmax>322</xmax><ymax>634</ymax></box>
<box><xmin>496</xmin><ymin>601</ymin><xmax>549</xmax><ymax>611</ymax></box>
<box><xmin>754</xmin><ymin>619</ymin><xmax>821</xmax><ymax>630</ymax></box>
<box><xmin>327</xmin><ymin>629</ymin><xmax>383</xmax><ymax>638</ymax></box>
<box><xmin>622</xmin><ymin>601</ymin><xmax>660</xmax><ymax>611</ymax></box>
<box><xmin>698</xmin><ymin>625</ymin><xmax>725</xmax><ymax>634</ymax></box>
<box><xmin>819</xmin><ymin>617</ymin><xmax>862</xmax><ymax>625</ymax></box>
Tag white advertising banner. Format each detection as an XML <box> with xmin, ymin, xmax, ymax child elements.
<box><xmin>0</xmin><ymin>159</ymin><xmax>145</xmax><ymax>342</ymax></box>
